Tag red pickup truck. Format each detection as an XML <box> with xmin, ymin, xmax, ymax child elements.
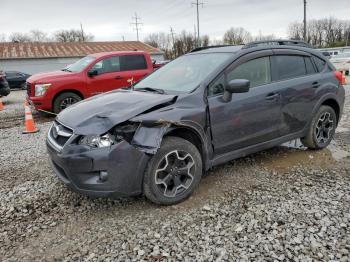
<box><xmin>27</xmin><ymin>51</ymin><xmax>155</xmax><ymax>113</ymax></box>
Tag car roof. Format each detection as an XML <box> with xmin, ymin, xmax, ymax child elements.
<box><xmin>89</xmin><ymin>51</ymin><xmax>148</xmax><ymax>58</ymax></box>
<box><xmin>189</xmin><ymin>44</ymin><xmax>325</xmax><ymax>59</ymax></box>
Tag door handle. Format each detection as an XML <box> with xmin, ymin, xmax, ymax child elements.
<box><xmin>311</xmin><ymin>81</ymin><xmax>320</xmax><ymax>88</ymax></box>
<box><xmin>265</xmin><ymin>93</ymin><xmax>279</xmax><ymax>101</ymax></box>
<box><xmin>115</xmin><ymin>76</ymin><xmax>124</xmax><ymax>80</ymax></box>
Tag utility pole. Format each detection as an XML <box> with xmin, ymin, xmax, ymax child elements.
<box><xmin>80</xmin><ymin>23</ymin><xmax>85</xmax><ymax>42</ymax></box>
<box><xmin>170</xmin><ymin>27</ymin><xmax>176</xmax><ymax>58</ymax></box>
<box><xmin>192</xmin><ymin>0</ymin><xmax>204</xmax><ymax>47</ymax></box>
<box><xmin>130</xmin><ymin>13</ymin><xmax>143</xmax><ymax>41</ymax></box>
<box><xmin>303</xmin><ymin>0</ymin><xmax>307</xmax><ymax>41</ymax></box>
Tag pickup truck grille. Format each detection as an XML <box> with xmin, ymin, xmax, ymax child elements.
<box><xmin>48</xmin><ymin>121</ymin><xmax>74</xmax><ymax>150</ymax></box>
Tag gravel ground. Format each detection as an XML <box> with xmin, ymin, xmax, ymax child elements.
<box><xmin>0</xmin><ymin>83</ymin><xmax>350</xmax><ymax>261</ymax></box>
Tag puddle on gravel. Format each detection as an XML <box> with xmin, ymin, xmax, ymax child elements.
<box><xmin>263</xmin><ymin>139</ymin><xmax>349</xmax><ymax>172</ymax></box>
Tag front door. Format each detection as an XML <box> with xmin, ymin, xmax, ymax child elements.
<box><xmin>208</xmin><ymin>53</ymin><xmax>283</xmax><ymax>156</ymax></box>
<box><xmin>87</xmin><ymin>54</ymin><xmax>150</xmax><ymax>96</ymax></box>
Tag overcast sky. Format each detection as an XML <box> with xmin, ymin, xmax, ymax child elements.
<box><xmin>1</xmin><ymin>0</ymin><xmax>350</xmax><ymax>42</ymax></box>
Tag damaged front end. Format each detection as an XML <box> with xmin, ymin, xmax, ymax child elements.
<box><xmin>112</xmin><ymin>120</ymin><xmax>173</xmax><ymax>154</ymax></box>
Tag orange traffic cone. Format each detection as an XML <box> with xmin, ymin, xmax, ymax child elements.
<box><xmin>0</xmin><ymin>98</ymin><xmax>4</xmax><ymax>111</ymax></box>
<box><xmin>23</xmin><ymin>101</ymin><xmax>39</xmax><ymax>134</ymax></box>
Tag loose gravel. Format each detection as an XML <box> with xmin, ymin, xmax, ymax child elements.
<box><xmin>0</xmin><ymin>84</ymin><xmax>350</xmax><ymax>261</ymax></box>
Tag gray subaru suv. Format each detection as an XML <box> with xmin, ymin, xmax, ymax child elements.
<box><xmin>47</xmin><ymin>40</ymin><xmax>345</xmax><ymax>205</ymax></box>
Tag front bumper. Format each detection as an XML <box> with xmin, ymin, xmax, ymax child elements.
<box><xmin>27</xmin><ymin>95</ymin><xmax>52</xmax><ymax>111</ymax></box>
<box><xmin>46</xmin><ymin>137</ymin><xmax>150</xmax><ymax>197</ymax></box>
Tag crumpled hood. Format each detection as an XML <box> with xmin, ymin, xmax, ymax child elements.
<box><xmin>57</xmin><ymin>90</ymin><xmax>177</xmax><ymax>135</ymax></box>
<box><xmin>27</xmin><ymin>71</ymin><xmax>75</xmax><ymax>83</ymax></box>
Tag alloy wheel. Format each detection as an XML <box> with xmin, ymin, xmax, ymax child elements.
<box><xmin>60</xmin><ymin>97</ymin><xmax>78</xmax><ymax>110</ymax></box>
<box><xmin>155</xmin><ymin>150</ymin><xmax>195</xmax><ymax>198</ymax></box>
<box><xmin>315</xmin><ymin>112</ymin><xmax>334</xmax><ymax>144</ymax></box>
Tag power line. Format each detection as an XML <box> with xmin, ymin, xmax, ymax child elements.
<box><xmin>130</xmin><ymin>12</ymin><xmax>143</xmax><ymax>41</ymax></box>
<box><xmin>192</xmin><ymin>0</ymin><xmax>205</xmax><ymax>47</ymax></box>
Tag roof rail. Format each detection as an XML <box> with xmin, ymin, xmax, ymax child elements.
<box><xmin>190</xmin><ymin>45</ymin><xmax>238</xmax><ymax>53</ymax></box>
<box><xmin>243</xmin><ymin>40</ymin><xmax>313</xmax><ymax>49</ymax></box>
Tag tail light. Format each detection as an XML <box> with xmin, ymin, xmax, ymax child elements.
<box><xmin>335</xmin><ymin>71</ymin><xmax>347</xmax><ymax>85</ymax></box>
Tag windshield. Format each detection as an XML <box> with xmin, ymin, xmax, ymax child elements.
<box><xmin>65</xmin><ymin>56</ymin><xmax>96</xmax><ymax>72</ymax></box>
<box><xmin>134</xmin><ymin>53</ymin><xmax>232</xmax><ymax>93</ymax></box>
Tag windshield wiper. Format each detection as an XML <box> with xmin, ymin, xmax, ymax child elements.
<box><xmin>135</xmin><ymin>87</ymin><xmax>165</xmax><ymax>94</ymax></box>
<box><xmin>61</xmin><ymin>68</ymin><xmax>72</xmax><ymax>72</ymax></box>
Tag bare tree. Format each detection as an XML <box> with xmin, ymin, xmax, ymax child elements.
<box><xmin>54</xmin><ymin>29</ymin><xmax>94</xmax><ymax>42</ymax></box>
<box><xmin>30</xmin><ymin>30</ymin><xmax>49</xmax><ymax>42</ymax></box>
<box><xmin>287</xmin><ymin>22</ymin><xmax>303</xmax><ymax>40</ymax></box>
<box><xmin>0</xmin><ymin>33</ymin><xmax>6</xmax><ymax>42</ymax></box>
<box><xmin>9</xmin><ymin>32</ymin><xmax>31</xmax><ymax>43</ymax></box>
<box><xmin>254</xmin><ymin>34</ymin><xmax>277</xmax><ymax>41</ymax></box>
<box><xmin>288</xmin><ymin>17</ymin><xmax>350</xmax><ymax>47</ymax></box>
<box><xmin>223</xmin><ymin>27</ymin><xmax>252</xmax><ymax>45</ymax></box>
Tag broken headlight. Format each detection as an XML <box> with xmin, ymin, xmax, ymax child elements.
<box><xmin>113</xmin><ymin>122</ymin><xmax>139</xmax><ymax>143</ymax></box>
<box><xmin>78</xmin><ymin>133</ymin><xmax>118</xmax><ymax>148</ymax></box>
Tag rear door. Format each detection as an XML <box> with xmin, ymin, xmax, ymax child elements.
<box><xmin>119</xmin><ymin>54</ymin><xmax>150</xmax><ymax>84</ymax></box>
<box><xmin>208</xmin><ymin>51</ymin><xmax>284</xmax><ymax>155</ymax></box>
<box><xmin>271</xmin><ymin>50</ymin><xmax>322</xmax><ymax>135</ymax></box>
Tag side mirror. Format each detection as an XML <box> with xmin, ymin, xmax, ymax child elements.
<box><xmin>222</xmin><ymin>79</ymin><xmax>250</xmax><ymax>102</ymax></box>
<box><xmin>88</xmin><ymin>70</ymin><xmax>98</xmax><ymax>77</ymax></box>
<box><xmin>152</xmin><ymin>59</ymin><xmax>156</xmax><ymax>65</ymax></box>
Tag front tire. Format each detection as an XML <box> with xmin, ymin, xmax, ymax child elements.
<box><xmin>143</xmin><ymin>136</ymin><xmax>202</xmax><ymax>205</ymax></box>
<box><xmin>53</xmin><ymin>92</ymin><xmax>82</xmax><ymax>114</ymax></box>
<box><xmin>301</xmin><ymin>105</ymin><xmax>336</xmax><ymax>149</ymax></box>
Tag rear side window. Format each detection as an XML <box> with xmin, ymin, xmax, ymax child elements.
<box><xmin>274</xmin><ymin>55</ymin><xmax>306</xmax><ymax>80</ymax></box>
<box><xmin>304</xmin><ymin>57</ymin><xmax>317</xmax><ymax>74</ymax></box>
<box><xmin>313</xmin><ymin>56</ymin><xmax>327</xmax><ymax>72</ymax></box>
<box><xmin>227</xmin><ymin>56</ymin><xmax>271</xmax><ymax>88</ymax></box>
<box><xmin>120</xmin><ymin>55</ymin><xmax>147</xmax><ymax>71</ymax></box>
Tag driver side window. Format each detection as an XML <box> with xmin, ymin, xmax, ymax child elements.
<box><xmin>92</xmin><ymin>56</ymin><xmax>120</xmax><ymax>74</ymax></box>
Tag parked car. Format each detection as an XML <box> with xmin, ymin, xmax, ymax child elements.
<box><xmin>5</xmin><ymin>71</ymin><xmax>31</xmax><ymax>89</ymax></box>
<box><xmin>322</xmin><ymin>51</ymin><xmax>331</xmax><ymax>58</ymax></box>
<box><xmin>0</xmin><ymin>71</ymin><xmax>10</xmax><ymax>97</ymax></box>
<box><xmin>330</xmin><ymin>52</ymin><xmax>350</xmax><ymax>75</ymax></box>
<box><xmin>153</xmin><ymin>60</ymin><xmax>170</xmax><ymax>69</ymax></box>
<box><xmin>47</xmin><ymin>40</ymin><xmax>345</xmax><ymax>205</ymax></box>
<box><xmin>27</xmin><ymin>51</ymin><xmax>155</xmax><ymax>113</ymax></box>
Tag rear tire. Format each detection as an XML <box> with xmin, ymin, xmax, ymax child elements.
<box><xmin>143</xmin><ymin>136</ymin><xmax>202</xmax><ymax>205</ymax></box>
<box><xmin>301</xmin><ymin>105</ymin><xmax>336</xmax><ymax>149</ymax></box>
<box><xmin>53</xmin><ymin>92</ymin><xmax>82</xmax><ymax>114</ymax></box>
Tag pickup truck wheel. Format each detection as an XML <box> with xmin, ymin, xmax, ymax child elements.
<box><xmin>301</xmin><ymin>105</ymin><xmax>336</xmax><ymax>149</ymax></box>
<box><xmin>143</xmin><ymin>136</ymin><xmax>202</xmax><ymax>205</ymax></box>
<box><xmin>53</xmin><ymin>92</ymin><xmax>82</xmax><ymax>114</ymax></box>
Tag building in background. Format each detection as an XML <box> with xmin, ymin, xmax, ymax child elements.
<box><xmin>0</xmin><ymin>41</ymin><xmax>164</xmax><ymax>75</ymax></box>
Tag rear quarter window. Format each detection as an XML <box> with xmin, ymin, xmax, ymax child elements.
<box><xmin>313</xmin><ymin>56</ymin><xmax>329</xmax><ymax>72</ymax></box>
